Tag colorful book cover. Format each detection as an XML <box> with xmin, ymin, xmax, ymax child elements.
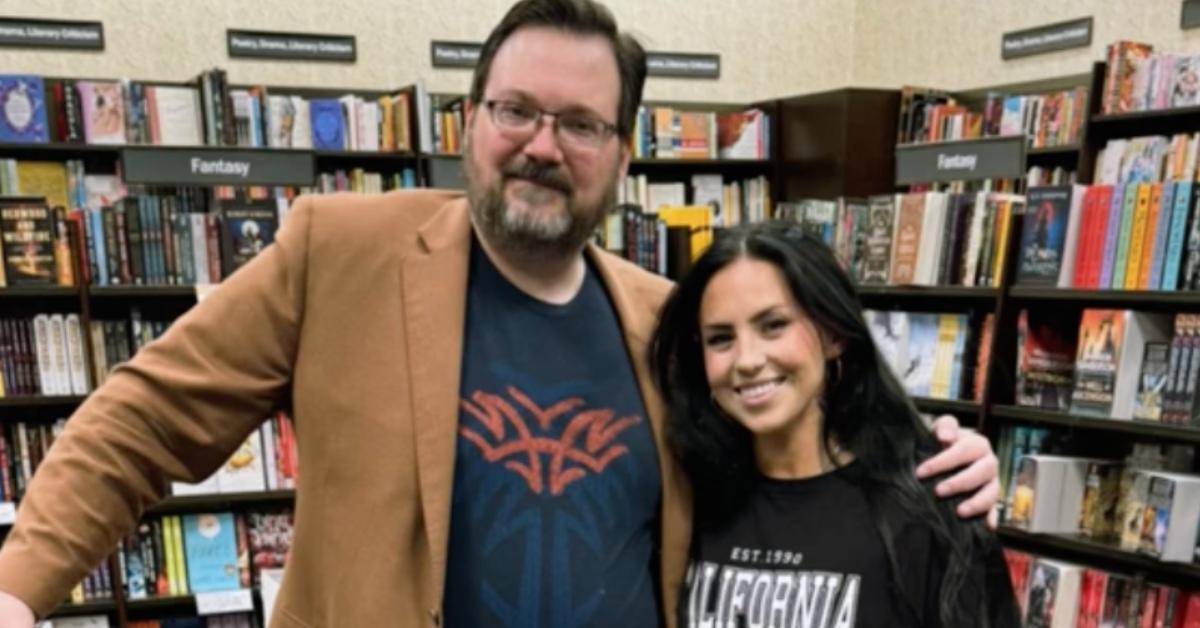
<box><xmin>1016</xmin><ymin>186</ymin><xmax>1072</xmax><ymax>284</ymax></box>
<box><xmin>76</xmin><ymin>80</ymin><xmax>126</xmax><ymax>145</ymax></box>
<box><xmin>889</xmin><ymin>193</ymin><xmax>924</xmax><ymax>285</ymax></box>
<box><xmin>1099</xmin><ymin>184</ymin><xmax>1125</xmax><ymax>288</ymax></box>
<box><xmin>182</xmin><ymin>512</ymin><xmax>240</xmax><ymax>593</ymax></box>
<box><xmin>1070</xmin><ymin>309</ymin><xmax>1126</xmax><ymax>417</ymax></box>
<box><xmin>309</xmin><ymin>98</ymin><xmax>345</xmax><ymax>150</ymax></box>
<box><xmin>0</xmin><ymin>200</ymin><xmax>57</xmax><ymax>285</ymax></box>
<box><xmin>1015</xmin><ymin>309</ymin><xmax>1078</xmax><ymax>411</ymax></box>
<box><xmin>219</xmin><ymin>200</ymin><xmax>279</xmax><ymax>275</ymax></box>
<box><xmin>903</xmin><ymin>313</ymin><xmax>938</xmax><ymax>397</ymax></box>
<box><xmin>247</xmin><ymin>510</ymin><xmax>294</xmax><ymax>585</ymax></box>
<box><xmin>0</xmin><ymin>75</ymin><xmax>49</xmax><ymax>143</ymax></box>
<box><xmin>1146</xmin><ymin>182</ymin><xmax>1175</xmax><ymax>290</ymax></box>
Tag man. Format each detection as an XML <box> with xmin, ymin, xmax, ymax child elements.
<box><xmin>0</xmin><ymin>1</ymin><xmax>999</xmax><ymax>626</ymax></box>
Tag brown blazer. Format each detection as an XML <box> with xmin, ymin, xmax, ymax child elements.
<box><xmin>0</xmin><ymin>190</ymin><xmax>691</xmax><ymax>627</ymax></box>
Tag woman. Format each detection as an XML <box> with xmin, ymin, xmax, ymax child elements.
<box><xmin>650</xmin><ymin>221</ymin><xmax>1018</xmax><ymax>627</ymax></box>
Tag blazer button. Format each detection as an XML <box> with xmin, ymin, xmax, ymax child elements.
<box><xmin>428</xmin><ymin>609</ymin><xmax>441</xmax><ymax>626</ymax></box>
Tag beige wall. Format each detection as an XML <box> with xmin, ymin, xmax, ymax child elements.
<box><xmin>6</xmin><ymin>1</ymin><xmax>1200</xmax><ymax>103</ymax></box>
<box><xmin>0</xmin><ymin>0</ymin><xmax>853</xmax><ymax>104</ymax></box>
<box><xmin>852</xmin><ymin>0</ymin><xmax>1200</xmax><ymax>91</ymax></box>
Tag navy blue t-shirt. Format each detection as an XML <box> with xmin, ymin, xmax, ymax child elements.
<box><xmin>444</xmin><ymin>241</ymin><xmax>662</xmax><ymax>628</ymax></box>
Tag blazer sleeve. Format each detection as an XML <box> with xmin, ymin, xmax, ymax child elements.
<box><xmin>0</xmin><ymin>195</ymin><xmax>315</xmax><ymax>617</ymax></box>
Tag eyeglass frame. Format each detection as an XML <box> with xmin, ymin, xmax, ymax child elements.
<box><xmin>481</xmin><ymin>99</ymin><xmax>619</xmax><ymax>151</ymax></box>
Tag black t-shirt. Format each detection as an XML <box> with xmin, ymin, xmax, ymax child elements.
<box><xmin>681</xmin><ymin>463</ymin><xmax>1018</xmax><ymax>628</ymax></box>
<box><xmin>443</xmin><ymin>240</ymin><xmax>662</xmax><ymax>628</ymax></box>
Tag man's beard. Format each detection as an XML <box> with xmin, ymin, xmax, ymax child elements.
<box><xmin>464</xmin><ymin>147</ymin><xmax>615</xmax><ymax>260</ymax></box>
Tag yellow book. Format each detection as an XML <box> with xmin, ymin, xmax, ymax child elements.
<box><xmin>991</xmin><ymin>199</ymin><xmax>1014</xmax><ymax>286</ymax></box>
<box><xmin>378</xmin><ymin>95</ymin><xmax>394</xmax><ymax>152</ymax></box>
<box><xmin>1137</xmin><ymin>183</ymin><xmax>1163</xmax><ymax>289</ymax></box>
<box><xmin>1124</xmin><ymin>183</ymin><xmax>1152</xmax><ymax>289</ymax></box>
<box><xmin>16</xmin><ymin>161</ymin><xmax>69</xmax><ymax>209</ymax></box>
<box><xmin>929</xmin><ymin>314</ymin><xmax>959</xmax><ymax>399</ymax></box>
<box><xmin>657</xmin><ymin>205</ymin><xmax>714</xmax><ymax>260</ymax></box>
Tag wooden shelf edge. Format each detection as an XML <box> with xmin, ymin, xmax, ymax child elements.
<box><xmin>997</xmin><ymin>526</ymin><xmax>1200</xmax><ymax>584</ymax></box>
<box><xmin>991</xmin><ymin>405</ymin><xmax>1200</xmax><ymax>444</ymax></box>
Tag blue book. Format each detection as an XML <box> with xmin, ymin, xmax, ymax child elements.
<box><xmin>1098</xmin><ymin>185</ymin><xmax>1125</xmax><ymax>288</ymax></box>
<box><xmin>89</xmin><ymin>208</ymin><xmax>108</xmax><ymax>286</ymax></box>
<box><xmin>903</xmin><ymin>313</ymin><xmax>938</xmax><ymax>397</ymax></box>
<box><xmin>1162</xmin><ymin>181</ymin><xmax>1193</xmax><ymax>290</ymax></box>
<box><xmin>402</xmin><ymin>168</ymin><xmax>416</xmax><ymax>188</ymax></box>
<box><xmin>1147</xmin><ymin>182</ymin><xmax>1175</xmax><ymax>291</ymax></box>
<box><xmin>309</xmin><ymin>99</ymin><xmax>345</xmax><ymax>150</ymax></box>
<box><xmin>0</xmin><ymin>75</ymin><xmax>49</xmax><ymax>143</ymax></box>
<box><xmin>182</xmin><ymin>512</ymin><xmax>240</xmax><ymax>593</ymax></box>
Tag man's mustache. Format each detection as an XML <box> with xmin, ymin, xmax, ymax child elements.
<box><xmin>503</xmin><ymin>160</ymin><xmax>573</xmax><ymax>195</ymax></box>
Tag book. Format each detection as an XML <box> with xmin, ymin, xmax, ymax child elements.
<box><xmin>1016</xmin><ymin>186</ymin><xmax>1073</xmax><ymax>284</ymax></box>
<box><xmin>1137</xmin><ymin>471</ymin><xmax>1200</xmax><ymax>562</ymax></box>
<box><xmin>1078</xmin><ymin>461</ymin><xmax>1122</xmax><ymax>540</ymax></box>
<box><xmin>1070</xmin><ymin>310</ymin><xmax>1172</xmax><ymax>419</ymax></box>
<box><xmin>182</xmin><ymin>512</ymin><xmax>240</xmax><ymax>593</ymax></box>
<box><xmin>75</xmin><ymin>80</ymin><xmax>126</xmax><ymax>144</ymax></box>
<box><xmin>1009</xmin><ymin>455</ymin><xmax>1092</xmax><ymax>534</ymax></box>
<box><xmin>219</xmin><ymin>200</ymin><xmax>279</xmax><ymax>275</ymax></box>
<box><xmin>0</xmin><ymin>75</ymin><xmax>49</xmax><ymax>144</ymax></box>
<box><xmin>1132</xmin><ymin>341</ymin><xmax>1170</xmax><ymax>421</ymax></box>
<box><xmin>1015</xmin><ymin>309</ymin><xmax>1078</xmax><ymax>411</ymax></box>
<box><xmin>1023</xmin><ymin>559</ymin><xmax>1082</xmax><ymax>628</ymax></box>
<box><xmin>858</xmin><ymin>195</ymin><xmax>895</xmax><ymax>284</ymax></box>
<box><xmin>309</xmin><ymin>99</ymin><xmax>345</xmax><ymax>150</ymax></box>
<box><xmin>0</xmin><ymin>200</ymin><xmax>57</xmax><ymax>285</ymax></box>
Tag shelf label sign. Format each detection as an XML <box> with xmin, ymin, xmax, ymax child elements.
<box><xmin>196</xmin><ymin>589</ymin><xmax>255</xmax><ymax>615</ymax></box>
<box><xmin>646</xmin><ymin>52</ymin><xmax>720</xmax><ymax>79</ymax></box>
<box><xmin>895</xmin><ymin>136</ymin><xmax>1026</xmax><ymax>185</ymax></box>
<box><xmin>0</xmin><ymin>18</ymin><xmax>104</xmax><ymax>50</ymax></box>
<box><xmin>122</xmin><ymin>148</ymin><xmax>315</xmax><ymax>186</ymax></box>
<box><xmin>1002</xmin><ymin>17</ymin><xmax>1092</xmax><ymax>59</ymax></box>
<box><xmin>431</xmin><ymin>41</ymin><xmax>481</xmax><ymax>68</ymax></box>
<box><xmin>1184</xmin><ymin>0</ymin><xmax>1200</xmax><ymax>29</ymax></box>
<box><xmin>228</xmin><ymin>29</ymin><xmax>355</xmax><ymax>62</ymax></box>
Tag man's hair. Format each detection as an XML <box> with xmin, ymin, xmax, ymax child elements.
<box><xmin>469</xmin><ymin>0</ymin><xmax>647</xmax><ymax>139</ymax></box>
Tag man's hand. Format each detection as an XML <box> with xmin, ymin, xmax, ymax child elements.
<box><xmin>0</xmin><ymin>590</ymin><xmax>34</xmax><ymax>628</ymax></box>
<box><xmin>915</xmin><ymin>415</ymin><xmax>1000</xmax><ymax>527</ymax></box>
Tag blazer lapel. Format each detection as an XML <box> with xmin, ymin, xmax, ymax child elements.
<box><xmin>587</xmin><ymin>246</ymin><xmax>692</xmax><ymax>625</ymax></box>
<box><xmin>402</xmin><ymin>198</ymin><xmax>472</xmax><ymax>606</ymax></box>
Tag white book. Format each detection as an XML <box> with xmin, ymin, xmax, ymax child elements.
<box><xmin>153</xmin><ymin>86</ymin><xmax>204</xmax><ymax>146</ymax></box>
<box><xmin>260</xmin><ymin>568</ymin><xmax>285</xmax><ymax>628</ymax></box>
<box><xmin>1111</xmin><ymin>311</ymin><xmax>1173</xmax><ymax>420</ymax></box>
<box><xmin>64</xmin><ymin>314</ymin><xmax>90</xmax><ymax>394</ymax></box>
<box><xmin>1057</xmin><ymin>184</ymin><xmax>1088</xmax><ymax>288</ymax></box>
<box><xmin>339</xmin><ymin>95</ymin><xmax>359</xmax><ymax>150</ymax></box>
<box><xmin>961</xmin><ymin>192</ymin><xmax>988</xmax><ymax>287</ymax></box>
<box><xmin>914</xmin><ymin>192</ymin><xmax>947</xmax><ymax>285</ymax></box>
<box><xmin>646</xmin><ymin>182</ymin><xmax>686</xmax><ymax>214</ymax></box>
<box><xmin>191</xmin><ymin>213</ymin><xmax>211</xmax><ymax>285</ymax></box>
<box><xmin>35</xmin><ymin>616</ymin><xmax>111</xmax><ymax>628</ymax></box>
<box><xmin>691</xmin><ymin>174</ymin><xmax>724</xmax><ymax>225</ymax></box>
<box><xmin>1023</xmin><ymin>559</ymin><xmax>1082</xmax><ymax>628</ymax></box>
<box><xmin>32</xmin><ymin>315</ymin><xmax>58</xmax><ymax>395</ymax></box>
<box><xmin>261</xmin><ymin>420</ymin><xmax>278</xmax><ymax>491</ymax></box>
<box><xmin>266</xmin><ymin>96</ymin><xmax>293</xmax><ymax>148</ymax></box>
<box><xmin>1010</xmin><ymin>455</ymin><xmax>1093</xmax><ymax>534</ymax></box>
<box><xmin>214</xmin><ymin>431</ymin><xmax>267</xmax><ymax>493</ymax></box>
<box><xmin>1138</xmin><ymin>471</ymin><xmax>1200</xmax><ymax>562</ymax></box>
<box><xmin>47</xmin><ymin>314</ymin><xmax>70</xmax><ymax>396</ymax></box>
<box><xmin>290</xmin><ymin>97</ymin><xmax>312</xmax><ymax>149</ymax></box>
<box><xmin>171</xmin><ymin>471</ymin><xmax>219</xmax><ymax>497</ymax></box>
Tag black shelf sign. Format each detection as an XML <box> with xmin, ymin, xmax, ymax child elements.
<box><xmin>646</xmin><ymin>52</ymin><xmax>720</xmax><ymax>79</ymax></box>
<box><xmin>227</xmin><ymin>29</ymin><xmax>355</xmax><ymax>62</ymax></box>
<box><xmin>431</xmin><ymin>41</ymin><xmax>482</xmax><ymax>68</ymax></box>
<box><xmin>895</xmin><ymin>137</ymin><xmax>1026</xmax><ymax>185</ymax></box>
<box><xmin>1185</xmin><ymin>0</ymin><xmax>1200</xmax><ymax>29</ymax></box>
<box><xmin>0</xmin><ymin>18</ymin><xmax>103</xmax><ymax>51</ymax></box>
<box><xmin>1002</xmin><ymin>17</ymin><xmax>1092</xmax><ymax>60</ymax></box>
<box><xmin>121</xmin><ymin>148</ymin><xmax>315</xmax><ymax>187</ymax></box>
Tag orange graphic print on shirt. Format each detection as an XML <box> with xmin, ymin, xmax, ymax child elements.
<box><xmin>459</xmin><ymin>385</ymin><xmax>643</xmax><ymax>496</ymax></box>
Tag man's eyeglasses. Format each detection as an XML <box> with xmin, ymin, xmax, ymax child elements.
<box><xmin>483</xmin><ymin>100</ymin><xmax>618</xmax><ymax>151</ymax></box>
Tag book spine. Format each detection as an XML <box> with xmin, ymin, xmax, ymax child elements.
<box><xmin>1099</xmin><ymin>185</ymin><xmax>1125</xmax><ymax>288</ymax></box>
<box><xmin>1112</xmin><ymin>183</ymin><xmax>1142</xmax><ymax>289</ymax></box>
<box><xmin>1146</xmin><ymin>182</ymin><xmax>1174</xmax><ymax>290</ymax></box>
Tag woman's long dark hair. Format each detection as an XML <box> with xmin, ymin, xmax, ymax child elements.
<box><xmin>650</xmin><ymin>221</ymin><xmax>1003</xmax><ymax>627</ymax></box>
